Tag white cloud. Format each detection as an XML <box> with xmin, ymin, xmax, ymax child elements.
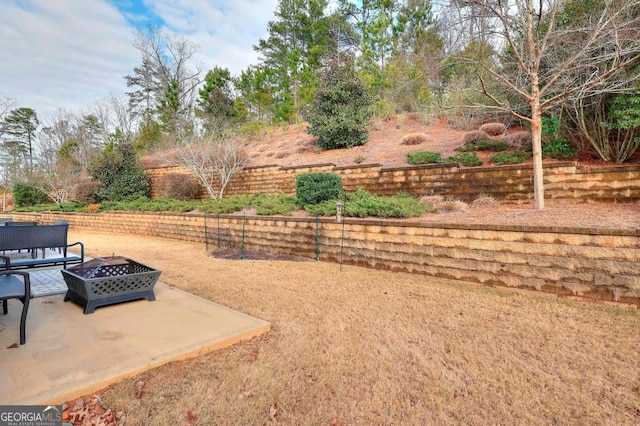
<box><xmin>0</xmin><ymin>0</ymin><xmax>279</xmax><ymax>120</ymax></box>
<box><xmin>144</xmin><ymin>0</ymin><xmax>279</xmax><ymax>74</ymax></box>
<box><xmin>0</xmin><ymin>0</ymin><xmax>139</xmax><ymax>118</ymax></box>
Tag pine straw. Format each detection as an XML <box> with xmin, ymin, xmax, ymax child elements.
<box><xmin>69</xmin><ymin>230</ymin><xmax>640</xmax><ymax>426</ymax></box>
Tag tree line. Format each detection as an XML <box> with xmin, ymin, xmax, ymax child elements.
<box><xmin>1</xmin><ymin>0</ymin><xmax>639</xmax><ymax>209</ymax></box>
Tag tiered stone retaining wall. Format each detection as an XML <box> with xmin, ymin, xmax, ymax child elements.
<box><xmin>146</xmin><ymin>162</ymin><xmax>640</xmax><ymax>204</ymax></box>
<box><xmin>8</xmin><ymin>211</ymin><xmax>639</xmax><ymax>307</ymax></box>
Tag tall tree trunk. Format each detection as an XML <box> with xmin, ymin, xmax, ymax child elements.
<box><xmin>530</xmin><ymin>99</ymin><xmax>544</xmax><ymax>210</ymax></box>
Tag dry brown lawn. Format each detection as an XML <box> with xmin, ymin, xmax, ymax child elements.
<box><xmin>68</xmin><ymin>230</ymin><xmax>640</xmax><ymax>425</ymax></box>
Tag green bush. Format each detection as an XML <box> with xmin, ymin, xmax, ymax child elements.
<box><xmin>14</xmin><ymin>189</ymin><xmax>428</xmax><ymax>219</ymax></box>
<box><xmin>14</xmin><ymin>202</ymin><xmax>82</xmax><ymax>212</ymax></box>
<box><xmin>304</xmin><ymin>200</ymin><xmax>341</xmax><ymax>217</ymax></box>
<box><xmin>445</xmin><ymin>152</ymin><xmax>483</xmax><ymax>167</ymax></box>
<box><xmin>406</xmin><ymin>151</ymin><xmax>442</xmax><ymax>165</ymax></box>
<box><xmin>254</xmin><ymin>193</ymin><xmax>297</xmax><ymax>215</ymax></box>
<box><xmin>540</xmin><ymin>115</ymin><xmax>577</xmax><ymax>159</ymax></box>
<box><xmin>89</xmin><ymin>141</ymin><xmax>151</xmax><ymax>202</ymax></box>
<box><xmin>305</xmin><ymin>61</ymin><xmax>373</xmax><ymax>150</ymax></box>
<box><xmin>101</xmin><ymin>197</ymin><xmax>197</xmax><ymax>213</ymax></box>
<box><xmin>296</xmin><ymin>173</ymin><xmax>343</xmax><ymax>206</ymax></box>
<box><xmin>491</xmin><ymin>151</ymin><xmax>531</xmax><ymax>165</ymax></box>
<box><xmin>455</xmin><ymin>140</ymin><xmax>509</xmax><ymax>152</ymax></box>
<box><xmin>197</xmin><ymin>193</ymin><xmax>296</xmax><ymax>215</ymax></box>
<box><xmin>305</xmin><ymin>189</ymin><xmax>427</xmax><ymax>218</ymax></box>
<box><xmin>12</xmin><ymin>182</ymin><xmax>49</xmax><ymax>207</ymax></box>
<box><xmin>542</xmin><ymin>137</ymin><xmax>578</xmax><ymax>160</ymax></box>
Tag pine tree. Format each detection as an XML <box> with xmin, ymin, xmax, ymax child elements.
<box><xmin>3</xmin><ymin>107</ymin><xmax>39</xmax><ymax>173</ymax></box>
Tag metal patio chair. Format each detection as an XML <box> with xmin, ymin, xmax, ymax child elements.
<box><xmin>0</xmin><ymin>268</ymin><xmax>31</xmax><ymax>345</ymax></box>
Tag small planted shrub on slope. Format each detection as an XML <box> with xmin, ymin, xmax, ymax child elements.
<box><xmin>462</xmin><ymin>130</ymin><xmax>490</xmax><ymax>145</ymax></box>
<box><xmin>455</xmin><ymin>140</ymin><xmax>510</xmax><ymax>152</ymax></box>
<box><xmin>491</xmin><ymin>151</ymin><xmax>531</xmax><ymax>165</ymax></box>
<box><xmin>402</xmin><ymin>133</ymin><xmax>429</xmax><ymax>145</ymax></box>
<box><xmin>479</xmin><ymin>122</ymin><xmax>507</xmax><ymax>136</ymax></box>
<box><xmin>446</xmin><ymin>152</ymin><xmax>483</xmax><ymax>167</ymax></box>
<box><xmin>407</xmin><ymin>151</ymin><xmax>442</xmax><ymax>165</ymax></box>
<box><xmin>505</xmin><ymin>131</ymin><xmax>531</xmax><ymax>148</ymax></box>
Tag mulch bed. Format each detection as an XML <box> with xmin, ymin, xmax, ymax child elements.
<box><xmin>209</xmin><ymin>248</ymin><xmax>312</xmax><ymax>262</ymax></box>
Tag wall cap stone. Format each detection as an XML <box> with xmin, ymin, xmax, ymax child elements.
<box><xmin>281</xmin><ymin>162</ymin><xmax>336</xmax><ymax>170</ymax></box>
<box><xmin>8</xmin><ymin>210</ymin><xmax>637</xmax><ymax>237</ymax></box>
<box><xmin>576</xmin><ymin>164</ymin><xmax>640</xmax><ymax>174</ymax></box>
<box><xmin>334</xmin><ymin>163</ymin><xmax>383</xmax><ymax>171</ymax></box>
<box><xmin>243</xmin><ymin>164</ymin><xmax>282</xmax><ymax>170</ymax></box>
<box><xmin>381</xmin><ymin>163</ymin><xmax>458</xmax><ymax>172</ymax></box>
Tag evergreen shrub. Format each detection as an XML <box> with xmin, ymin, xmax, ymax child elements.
<box><xmin>12</xmin><ymin>182</ymin><xmax>49</xmax><ymax>207</ymax></box>
<box><xmin>446</xmin><ymin>152</ymin><xmax>483</xmax><ymax>166</ymax></box>
<box><xmin>455</xmin><ymin>140</ymin><xmax>509</xmax><ymax>152</ymax></box>
<box><xmin>296</xmin><ymin>173</ymin><xmax>343</xmax><ymax>206</ymax></box>
<box><xmin>305</xmin><ymin>61</ymin><xmax>373</xmax><ymax>150</ymax></box>
<box><xmin>491</xmin><ymin>151</ymin><xmax>531</xmax><ymax>165</ymax></box>
<box><xmin>407</xmin><ymin>151</ymin><xmax>442</xmax><ymax>165</ymax></box>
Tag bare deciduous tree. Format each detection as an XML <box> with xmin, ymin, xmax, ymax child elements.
<box><xmin>33</xmin><ymin>147</ymin><xmax>82</xmax><ymax>205</ymax></box>
<box><xmin>454</xmin><ymin>0</ymin><xmax>640</xmax><ymax>209</ymax></box>
<box><xmin>125</xmin><ymin>26</ymin><xmax>203</xmax><ymax>133</ymax></box>
<box><xmin>170</xmin><ymin>128</ymin><xmax>247</xmax><ymax>199</ymax></box>
<box><xmin>0</xmin><ymin>95</ymin><xmax>16</xmax><ymax>137</ymax></box>
<box><xmin>0</xmin><ymin>94</ymin><xmax>18</xmax><ymax>209</ymax></box>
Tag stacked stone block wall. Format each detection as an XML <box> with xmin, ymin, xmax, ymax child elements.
<box><xmin>147</xmin><ymin>162</ymin><xmax>640</xmax><ymax>204</ymax></box>
<box><xmin>8</xmin><ymin>211</ymin><xmax>639</xmax><ymax>307</ymax></box>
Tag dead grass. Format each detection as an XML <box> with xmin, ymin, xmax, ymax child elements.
<box><xmin>421</xmin><ymin>195</ymin><xmax>469</xmax><ymax>212</ymax></box>
<box><xmin>68</xmin><ymin>230</ymin><xmax>640</xmax><ymax>426</ymax></box>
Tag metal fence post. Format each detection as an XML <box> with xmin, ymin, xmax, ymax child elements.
<box><xmin>340</xmin><ymin>220</ymin><xmax>345</xmax><ymax>271</ymax></box>
<box><xmin>204</xmin><ymin>212</ymin><xmax>208</xmax><ymax>252</ymax></box>
<box><xmin>240</xmin><ymin>213</ymin><xmax>246</xmax><ymax>260</ymax></box>
<box><xmin>315</xmin><ymin>214</ymin><xmax>319</xmax><ymax>261</ymax></box>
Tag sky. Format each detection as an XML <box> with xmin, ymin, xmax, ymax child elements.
<box><xmin>0</xmin><ymin>0</ymin><xmax>279</xmax><ymax>119</ymax></box>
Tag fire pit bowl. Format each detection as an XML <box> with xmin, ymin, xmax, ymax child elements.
<box><xmin>62</xmin><ymin>256</ymin><xmax>162</xmax><ymax>314</ymax></box>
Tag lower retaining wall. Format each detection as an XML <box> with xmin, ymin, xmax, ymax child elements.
<box><xmin>8</xmin><ymin>211</ymin><xmax>639</xmax><ymax>307</ymax></box>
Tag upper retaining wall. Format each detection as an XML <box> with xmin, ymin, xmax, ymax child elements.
<box><xmin>7</xmin><ymin>211</ymin><xmax>639</xmax><ymax>308</ymax></box>
<box><xmin>146</xmin><ymin>161</ymin><xmax>640</xmax><ymax>204</ymax></box>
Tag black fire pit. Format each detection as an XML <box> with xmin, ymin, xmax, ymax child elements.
<box><xmin>62</xmin><ymin>256</ymin><xmax>162</xmax><ymax>314</ymax></box>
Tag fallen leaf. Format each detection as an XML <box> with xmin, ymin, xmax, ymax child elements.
<box><xmin>72</xmin><ymin>398</ymin><xmax>85</xmax><ymax>411</ymax></box>
<box><xmin>101</xmin><ymin>409</ymin><xmax>113</xmax><ymax>422</ymax></box>
<box><xmin>7</xmin><ymin>343</ymin><xmax>18</xmax><ymax>349</ymax></box>
<box><xmin>238</xmin><ymin>390</ymin><xmax>253</xmax><ymax>399</ymax></box>
<box><xmin>135</xmin><ymin>381</ymin><xmax>146</xmax><ymax>399</ymax></box>
<box><xmin>269</xmin><ymin>401</ymin><xmax>279</xmax><ymax>421</ymax></box>
<box><xmin>187</xmin><ymin>409</ymin><xmax>197</xmax><ymax>422</ymax></box>
<box><xmin>92</xmin><ymin>394</ymin><xmax>103</xmax><ymax>406</ymax></box>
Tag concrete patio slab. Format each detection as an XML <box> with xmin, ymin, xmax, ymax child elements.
<box><xmin>0</xmin><ymin>282</ymin><xmax>270</xmax><ymax>405</ymax></box>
